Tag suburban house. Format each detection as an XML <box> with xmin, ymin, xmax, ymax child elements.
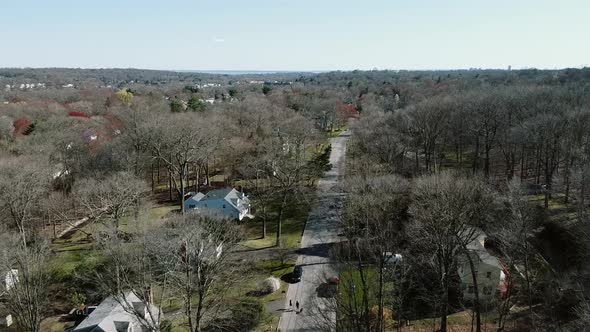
<box><xmin>458</xmin><ymin>229</ymin><xmax>509</xmax><ymax>302</ymax></box>
<box><xmin>73</xmin><ymin>291</ymin><xmax>159</xmax><ymax>332</ymax></box>
<box><xmin>184</xmin><ymin>188</ymin><xmax>252</xmax><ymax>220</ymax></box>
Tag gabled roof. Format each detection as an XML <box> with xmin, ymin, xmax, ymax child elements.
<box><xmin>466</xmin><ymin>230</ymin><xmax>502</xmax><ymax>269</ymax></box>
<box><xmin>73</xmin><ymin>291</ymin><xmax>157</xmax><ymax>332</ymax></box>
<box><xmin>199</xmin><ymin>188</ymin><xmax>234</xmax><ymax>201</ymax></box>
<box><xmin>191</xmin><ymin>192</ymin><xmax>205</xmax><ymax>202</ymax></box>
<box><xmin>188</xmin><ymin>188</ymin><xmax>249</xmax><ymax>212</ymax></box>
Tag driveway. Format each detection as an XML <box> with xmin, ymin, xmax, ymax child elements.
<box><xmin>278</xmin><ymin>130</ymin><xmax>349</xmax><ymax>331</ymax></box>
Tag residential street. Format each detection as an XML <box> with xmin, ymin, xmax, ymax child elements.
<box><xmin>278</xmin><ymin>130</ymin><xmax>349</xmax><ymax>332</ymax></box>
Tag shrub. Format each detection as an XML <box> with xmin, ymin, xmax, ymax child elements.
<box><xmin>259</xmin><ymin>276</ymin><xmax>281</xmax><ymax>295</ymax></box>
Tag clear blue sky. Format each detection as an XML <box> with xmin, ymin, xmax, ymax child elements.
<box><xmin>1</xmin><ymin>0</ymin><xmax>588</xmax><ymax>71</ymax></box>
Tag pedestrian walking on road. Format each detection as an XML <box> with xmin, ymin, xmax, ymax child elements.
<box><xmin>289</xmin><ymin>299</ymin><xmax>292</xmax><ymax>307</ymax></box>
<box><xmin>296</xmin><ymin>301</ymin><xmax>300</xmax><ymax>311</ymax></box>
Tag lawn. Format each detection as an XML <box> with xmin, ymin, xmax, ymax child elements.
<box><xmin>337</xmin><ymin>267</ymin><xmax>380</xmax><ymax>311</ymax></box>
<box><xmin>40</xmin><ymin>203</ymin><xmax>180</xmax><ymax>330</ymax></box>
<box><xmin>241</xmin><ymin>193</ymin><xmax>312</xmax><ymax>249</ymax></box>
<box><xmin>526</xmin><ymin>192</ymin><xmax>580</xmax><ymax>222</ymax></box>
<box><xmin>409</xmin><ymin>311</ymin><xmax>500</xmax><ymax>331</ymax></box>
<box><xmin>159</xmin><ymin>258</ymin><xmax>296</xmax><ymax>332</ymax></box>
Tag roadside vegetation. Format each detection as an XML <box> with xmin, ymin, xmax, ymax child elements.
<box><xmin>1</xmin><ymin>67</ymin><xmax>590</xmax><ymax>331</ymax></box>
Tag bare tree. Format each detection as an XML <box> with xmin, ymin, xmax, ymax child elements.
<box><xmin>332</xmin><ymin>175</ymin><xmax>411</xmax><ymax>331</ymax></box>
<box><xmin>74</xmin><ymin>171</ymin><xmax>149</xmax><ymax>232</ymax></box>
<box><xmin>258</xmin><ymin>112</ymin><xmax>319</xmax><ymax>246</ymax></box>
<box><xmin>0</xmin><ymin>115</ymin><xmax>15</xmax><ymax>142</ymax></box>
<box><xmin>496</xmin><ymin>177</ymin><xmax>542</xmax><ymax>327</ymax></box>
<box><xmin>143</xmin><ymin>113</ymin><xmax>216</xmax><ymax>214</ymax></box>
<box><xmin>405</xmin><ymin>96</ymin><xmax>452</xmax><ymax>173</ymax></box>
<box><xmin>158</xmin><ymin>213</ymin><xmax>243</xmax><ymax>332</ymax></box>
<box><xmin>409</xmin><ymin>171</ymin><xmax>497</xmax><ymax>332</ymax></box>
<box><xmin>0</xmin><ymin>156</ymin><xmax>50</xmax><ymax>246</ymax></box>
<box><xmin>0</xmin><ymin>233</ymin><xmax>50</xmax><ymax>332</ymax></box>
<box><xmin>93</xmin><ymin>224</ymin><xmax>169</xmax><ymax>332</ymax></box>
<box><xmin>521</xmin><ymin>109</ymin><xmax>568</xmax><ymax>208</ymax></box>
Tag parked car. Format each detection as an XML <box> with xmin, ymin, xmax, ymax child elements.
<box><xmin>292</xmin><ymin>266</ymin><xmax>303</xmax><ymax>282</ymax></box>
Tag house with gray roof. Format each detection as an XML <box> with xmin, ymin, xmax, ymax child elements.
<box><xmin>73</xmin><ymin>291</ymin><xmax>159</xmax><ymax>332</ymax></box>
<box><xmin>184</xmin><ymin>187</ymin><xmax>252</xmax><ymax>220</ymax></box>
<box><xmin>458</xmin><ymin>229</ymin><xmax>508</xmax><ymax>302</ymax></box>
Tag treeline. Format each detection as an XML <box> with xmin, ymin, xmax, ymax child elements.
<box><xmin>1</xmin><ymin>67</ymin><xmax>590</xmax><ymax>331</ymax></box>
<box><xmin>0</xmin><ymin>76</ymin><xmax>336</xmax><ymax>331</ymax></box>
<box><xmin>330</xmin><ymin>79</ymin><xmax>590</xmax><ymax>331</ymax></box>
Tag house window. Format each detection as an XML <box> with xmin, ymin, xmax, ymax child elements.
<box><xmin>483</xmin><ymin>286</ymin><xmax>492</xmax><ymax>295</ymax></box>
<box><xmin>223</xmin><ymin>204</ymin><xmax>226</xmax><ymax>209</ymax></box>
<box><xmin>486</xmin><ymin>271</ymin><xmax>492</xmax><ymax>279</ymax></box>
<box><xmin>468</xmin><ymin>286</ymin><xmax>474</xmax><ymax>294</ymax></box>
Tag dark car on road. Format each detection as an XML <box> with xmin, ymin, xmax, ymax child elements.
<box><xmin>292</xmin><ymin>266</ymin><xmax>303</xmax><ymax>282</ymax></box>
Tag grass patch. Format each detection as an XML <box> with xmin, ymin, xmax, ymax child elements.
<box><xmin>40</xmin><ymin>316</ymin><xmax>74</xmax><ymax>332</ymax></box>
<box><xmin>410</xmin><ymin>311</ymin><xmax>499</xmax><ymax>331</ymax></box>
<box><xmin>49</xmin><ymin>247</ymin><xmax>102</xmax><ymax>281</ymax></box>
<box><xmin>241</xmin><ymin>187</ymin><xmax>313</xmax><ymax>249</ymax></box>
<box><xmin>338</xmin><ymin>268</ymin><xmax>380</xmax><ymax>310</ymax></box>
<box><xmin>241</xmin><ymin>196</ymin><xmax>311</xmax><ymax>249</ymax></box>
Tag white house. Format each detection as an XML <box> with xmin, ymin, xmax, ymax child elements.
<box><xmin>458</xmin><ymin>230</ymin><xmax>508</xmax><ymax>302</ymax></box>
<box><xmin>184</xmin><ymin>188</ymin><xmax>252</xmax><ymax>220</ymax></box>
<box><xmin>73</xmin><ymin>291</ymin><xmax>159</xmax><ymax>332</ymax></box>
<box><xmin>4</xmin><ymin>269</ymin><xmax>18</xmax><ymax>291</ymax></box>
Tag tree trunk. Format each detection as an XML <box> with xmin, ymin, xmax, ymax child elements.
<box><xmin>157</xmin><ymin>159</ymin><xmax>161</xmax><ymax>184</ymax></box>
<box><xmin>168</xmin><ymin>172</ymin><xmax>173</xmax><ymax>201</ymax></box>
<box><xmin>276</xmin><ymin>191</ymin><xmax>288</xmax><ymax>247</ymax></box>
<box><xmin>472</xmin><ymin>136</ymin><xmax>480</xmax><ymax>174</ymax></box>
<box><xmin>465</xmin><ymin>252</ymin><xmax>482</xmax><ymax>332</ymax></box>
<box><xmin>535</xmin><ymin>147</ymin><xmax>541</xmax><ymax>184</ymax></box>
<box><xmin>484</xmin><ymin>144</ymin><xmax>491</xmax><ymax>178</ymax></box>
<box><xmin>440</xmin><ymin>259</ymin><xmax>451</xmax><ymax>332</ymax></box>
<box><xmin>180</xmin><ymin>164</ymin><xmax>186</xmax><ymax>215</ymax></box>
<box><xmin>544</xmin><ymin>153</ymin><xmax>551</xmax><ymax>209</ymax></box>
<box><xmin>520</xmin><ymin>144</ymin><xmax>526</xmax><ymax>180</ymax></box>
<box><xmin>205</xmin><ymin>161</ymin><xmax>210</xmax><ymax>187</ymax></box>
<box><xmin>524</xmin><ymin>251</ymin><xmax>534</xmax><ymax>328</ymax></box>
<box><xmin>440</xmin><ymin>284</ymin><xmax>449</xmax><ymax>332</ymax></box>
<box><xmin>151</xmin><ymin>161</ymin><xmax>155</xmax><ymax>192</ymax></box>
<box><xmin>378</xmin><ymin>259</ymin><xmax>385</xmax><ymax>332</ymax></box>
<box><xmin>564</xmin><ymin>159</ymin><xmax>572</xmax><ymax>204</ymax></box>
<box><xmin>183</xmin><ymin>240</ymin><xmax>194</xmax><ymax>332</ymax></box>
<box><xmin>262</xmin><ymin>206</ymin><xmax>267</xmax><ymax>239</ymax></box>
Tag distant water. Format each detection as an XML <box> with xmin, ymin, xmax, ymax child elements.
<box><xmin>177</xmin><ymin>70</ymin><xmax>324</xmax><ymax>75</ymax></box>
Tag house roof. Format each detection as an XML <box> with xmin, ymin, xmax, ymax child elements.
<box><xmin>188</xmin><ymin>188</ymin><xmax>249</xmax><ymax>213</ymax></box>
<box><xmin>73</xmin><ymin>291</ymin><xmax>157</xmax><ymax>332</ymax></box>
<box><xmin>199</xmin><ymin>188</ymin><xmax>234</xmax><ymax>201</ymax></box>
<box><xmin>466</xmin><ymin>230</ymin><xmax>502</xmax><ymax>269</ymax></box>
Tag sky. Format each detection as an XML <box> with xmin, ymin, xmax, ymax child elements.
<box><xmin>1</xmin><ymin>0</ymin><xmax>589</xmax><ymax>71</ymax></box>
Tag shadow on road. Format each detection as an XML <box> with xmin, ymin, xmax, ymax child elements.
<box><xmin>294</xmin><ymin>243</ymin><xmax>332</xmax><ymax>258</ymax></box>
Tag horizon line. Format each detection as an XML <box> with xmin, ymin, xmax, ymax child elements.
<box><xmin>1</xmin><ymin>66</ymin><xmax>589</xmax><ymax>73</ymax></box>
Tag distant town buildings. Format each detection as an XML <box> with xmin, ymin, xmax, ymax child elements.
<box><xmin>4</xmin><ymin>82</ymin><xmax>46</xmax><ymax>91</ymax></box>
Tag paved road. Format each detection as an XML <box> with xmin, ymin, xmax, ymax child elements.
<box><xmin>278</xmin><ymin>130</ymin><xmax>349</xmax><ymax>331</ymax></box>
